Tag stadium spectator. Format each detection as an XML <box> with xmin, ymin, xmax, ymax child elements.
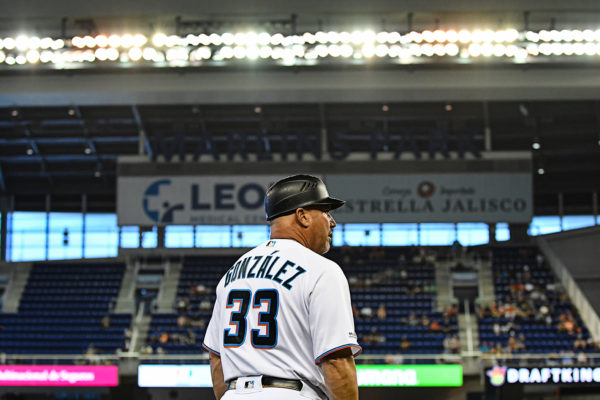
<box><xmin>376</xmin><ymin>304</ymin><xmax>387</xmax><ymax>320</ymax></box>
<box><xmin>443</xmin><ymin>335</ymin><xmax>460</xmax><ymax>354</ymax></box>
<box><xmin>493</xmin><ymin>322</ymin><xmax>501</xmax><ymax>336</ymax></box>
<box><xmin>407</xmin><ymin>313</ymin><xmax>419</xmax><ymax>326</ymax></box>
<box><xmin>574</xmin><ymin>333</ymin><xmax>588</xmax><ymax>350</ymax></box>
<box><xmin>189</xmin><ymin>316</ymin><xmax>207</xmax><ymax>329</ymax></box>
<box><xmin>561</xmin><ymin>350</ymin><xmax>575</xmax><ymax>365</ymax></box>
<box><xmin>492</xmin><ymin>343</ymin><xmax>503</xmax><ymax>356</ymax></box>
<box><xmin>443</xmin><ymin>304</ymin><xmax>458</xmax><ymax>319</ymax></box>
<box><xmin>384</xmin><ymin>355</ymin><xmax>404</xmax><ymax>365</ymax></box>
<box><xmin>107</xmin><ymin>297</ymin><xmax>116</xmax><ymax>312</ymax></box>
<box><xmin>478</xmin><ymin>305</ymin><xmax>491</xmax><ymax>319</ymax></box>
<box><xmin>429</xmin><ymin>319</ymin><xmax>440</xmax><ymax>332</ymax></box>
<box><xmin>362</xmin><ymin>328</ymin><xmax>385</xmax><ymax>346</ymax></box>
<box><xmin>159</xmin><ymin>332</ymin><xmax>169</xmax><ymax>344</ymax></box>
<box><xmin>199</xmin><ymin>299</ymin><xmax>212</xmax><ymax>311</ymax></box>
<box><xmin>360</xmin><ymin>306</ymin><xmax>374</xmax><ymax>319</ymax></box>
<box><xmin>400</xmin><ymin>336</ymin><xmax>410</xmax><ymax>351</ymax></box>
<box><xmin>479</xmin><ymin>341</ymin><xmax>490</xmax><ymax>353</ymax></box>
<box><xmin>177</xmin><ymin>315</ymin><xmax>189</xmax><ymax>327</ymax></box>
<box><xmin>85</xmin><ymin>344</ymin><xmax>101</xmax><ymax>364</ymax></box>
<box><xmin>176</xmin><ymin>297</ymin><xmax>190</xmax><ymax>313</ymax></box>
<box><xmin>101</xmin><ymin>314</ymin><xmax>111</xmax><ymax>330</ymax></box>
<box><xmin>441</xmin><ymin>317</ymin><xmax>453</xmax><ymax>334</ymax></box>
<box><xmin>558</xmin><ymin>312</ymin><xmax>577</xmax><ymax>335</ymax></box>
<box><xmin>508</xmin><ymin>336</ymin><xmax>524</xmax><ymax>352</ymax></box>
<box><xmin>186</xmin><ymin>328</ymin><xmax>197</xmax><ymax>345</ymax></box>
<box><xmin>195</xmin><ymin>283</ymin><xmax>208</xmax><ymax>295</ymax></box>
<box><xmin>536</xmin><ymin>253</ymin><xmax>545</xmax><ymax>267</ymax></box>
<box><xmin>490</xmin><ymin>302</ymin><xmax>501</xmax><ymax>318</ymax></box>
<box><xmin>399</xmin><ymin>267</ymin><xmax>408</xmax><ymax>280</ymax></box>
<box><xmin>85</xmin><ymin>343</ymin><xmax>97</xmax><ymax>356</ymax></box>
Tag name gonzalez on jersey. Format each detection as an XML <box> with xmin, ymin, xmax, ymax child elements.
<box><xmin>224</xmin><ymin>243</ymin><xmax>307</xmax><ymax>290</ymax></box>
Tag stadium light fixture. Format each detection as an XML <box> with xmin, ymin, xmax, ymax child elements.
<box><xmin>2</xmin><ymin>27</ymin><xmax>600</xmax><ymax>70</ymax></box>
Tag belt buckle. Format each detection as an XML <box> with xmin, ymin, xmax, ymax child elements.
<box><xmin>235</xmin><ymin>376</ymin><xmax>263</xmax><ymax>394</ymax></box>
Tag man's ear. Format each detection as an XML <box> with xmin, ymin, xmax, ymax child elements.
<box><xmin>295</xmin><ymin>208</ymin><xmax>311</xmax><ymax>228</ymax></box>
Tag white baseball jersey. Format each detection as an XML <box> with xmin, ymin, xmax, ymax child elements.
<box><xmin>202</xmin><ymin>239</ymin><xmax>361</xmax><ymax>396</ymax></box>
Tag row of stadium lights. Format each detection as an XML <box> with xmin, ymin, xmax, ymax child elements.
<box><xmin>2</xmin><ymin>29</ymin><xmax>600</xmax><ymax>66</ymax></box>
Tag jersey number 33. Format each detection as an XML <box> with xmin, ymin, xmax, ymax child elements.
<box><xmin>224</xmin><ymin>289</ymin><xmax>279</xmax><ymax>348</ymax></box>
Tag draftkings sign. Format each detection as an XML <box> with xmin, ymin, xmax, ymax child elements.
<box><xmin>486</xmin><ymin>366</ymin><xmax>600</xmax><ymax>386</ymax></box>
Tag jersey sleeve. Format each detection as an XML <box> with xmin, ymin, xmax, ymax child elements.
<box><xmin>202</xmin><ymin>286</ymin><xmax>223</xmax><ymax>357</ymax></box>
<box><xmin>308</xmin><ymin>262</ymin><xmax>362</xmax><ymax>363</ymax></box>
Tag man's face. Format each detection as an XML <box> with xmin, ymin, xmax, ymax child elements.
<box><xmin>305</xmin><ymin>205</ymin><xmax>337</xmax><ymax>254</ymax></box>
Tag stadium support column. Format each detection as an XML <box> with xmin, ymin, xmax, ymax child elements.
<box><xmin>0</xmin><ymin>195</ymin><xmax>8</xmax><ymax>262</ymax></box>
<box><xmin>157</xmin><ymin>226</ymin><xmax>165</xmax><ymax>248</ymax></box>
<box><xmin>593</xmin><ymin>192</ymin><xmax>598</xmax><ymax>224</ymax></box>
<box><xmin>82</xmin><ymin>194</ymin><xmax>87</xmax><ymax>257</ymax></box>
<box><xmin>508</xmin><ymin>223</ymin><xmax>529</xmax><ymax>243</ymax></box>
<box><xmin>482</xmin><ymin>100</ymin><xmax>492</xmax><ymax>152</ymax></box>
<box><xmin>488</xmin><ymin>223</ymin><xmax>496</xmax><ymax>244</ymax></box>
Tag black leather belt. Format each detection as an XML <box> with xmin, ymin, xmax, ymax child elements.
<box><xmin>227</xmin><ymin>376</ymin><xmax>302</xmax><ymax>391</ymax></box>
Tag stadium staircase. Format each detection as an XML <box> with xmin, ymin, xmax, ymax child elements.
<box><xmin>477</xmin><ymin>256</ymin><xmax>495</xmax><ymax>306</ymax></box>
<box><xmin>156</xmin><ymin>260</ymin><xmax>182</xmax><ymax>313</ymax></box>
<box><xmin>131</xmin><ymin>307</ymin><xmax>152</xmax><ymax>353</ymax></box>
<box><xmin>434</xmin><ymin>259</ymin><xmax>453</xmax><ymax>311</ymax></box>
<box><xmin>114</xmin><ymin>258</ymin><xmax>138</xmax><ymax>313</ymax></box>
<box><xmin>458</xmin><ymin>312</ymin><xmax>478</xmax><ymax>354</ymax></box>
<box><xmin>1</xmin><ymin>262</ymin><xmax>32</xmax><ymax>313</ymax></box>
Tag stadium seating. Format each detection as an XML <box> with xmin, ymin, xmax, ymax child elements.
<box><xmin>147</xmin><ymin>247</ymin><xmax>458</xmax><ymax>357</ymax></box>
<box><xmin>0</xmin><ymin>263</ymin><xmax>131</xmax><ymax>355</ymax></box>
<box><xmin>478</xmin><ymin>247</ymin><xmax>595</xmax><ymax>357</ymax></box>
<box><xmin>146</xmin><ymin>256</ymin><xmax>229</xmax><ymax>354</ymax></box>
<box><xmin>328</xmin><ymin>247</ymin><xmax>458</xmax><ymax>356</ymax></box>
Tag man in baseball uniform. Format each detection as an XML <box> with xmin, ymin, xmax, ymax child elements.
<box><xmin>202</xmin><ymin>174</ymin><xmax>361</xmax><ymax>399</ymax></box>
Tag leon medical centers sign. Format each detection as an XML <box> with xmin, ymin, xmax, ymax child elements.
<box><xmin>117</xmin><ymin>173</ymin><xmax>531</xmax><ymax>226</ymax></box>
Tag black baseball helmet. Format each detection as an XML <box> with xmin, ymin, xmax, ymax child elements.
<box><xmin>264</xmin><ymin>174</ymin><xmax>345</xmax><ymax>221</ymax></box>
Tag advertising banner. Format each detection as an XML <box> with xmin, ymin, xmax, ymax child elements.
<box><xmin>117</xmin><ymin>173</ymin><xmax>531</xmax><ymax>225</ymax></box>
<box><xmin>137</xmin><ymin>364</ymin><xmax>462</xmax><ymax>388</ymax></box>
<box><xmin>117</xmin><ymin>175</ymin><xmax>281</xmax><ymax>226</ymax></box>
<box><xmin>328</xmin><ymin>173</ymin><xmax>532</xmax><ymax>223</ymax></box>
<box><xmin>356</xmin><ymin>364</ymin><xmax>463</xmax><ymax>387</ymax></box>
<box><xmin>0</xmin><ymin>366</ymin><xmax>118</xmax><ymax>387</ymax></box>
<box><xmin>486</xmin><ymin>366</ymin><xmax>600</xmax><ymax>387</ymax></box>
<box><xmin>138</xmin><ymin>365</ymin><xmax>212</xmax><ymax>387</ymax></box>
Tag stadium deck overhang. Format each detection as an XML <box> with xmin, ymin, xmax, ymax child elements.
<box><xmin>0</xmin><ymin>0</ymin><xmax>599</xmax><ymax>215</ymax></box>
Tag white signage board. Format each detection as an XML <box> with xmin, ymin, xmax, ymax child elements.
<box><xmin>327</xmin><ymin>173</ymin><xmax>532</xmax><ymax>223</ymax></box>
<box><xmin>117</xmin><ymin>173</ymin><xmax>532</xmax><ymax>225</ymax></box>
<box><xmin>117</xmin><ymin>175</ymin><xmax>280</xmax><ymax>226</ymax></box>
<box><xmin>138</xmin><ymin>365</ymin><xmax>212</xmax><ymax>387</ymax></box>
